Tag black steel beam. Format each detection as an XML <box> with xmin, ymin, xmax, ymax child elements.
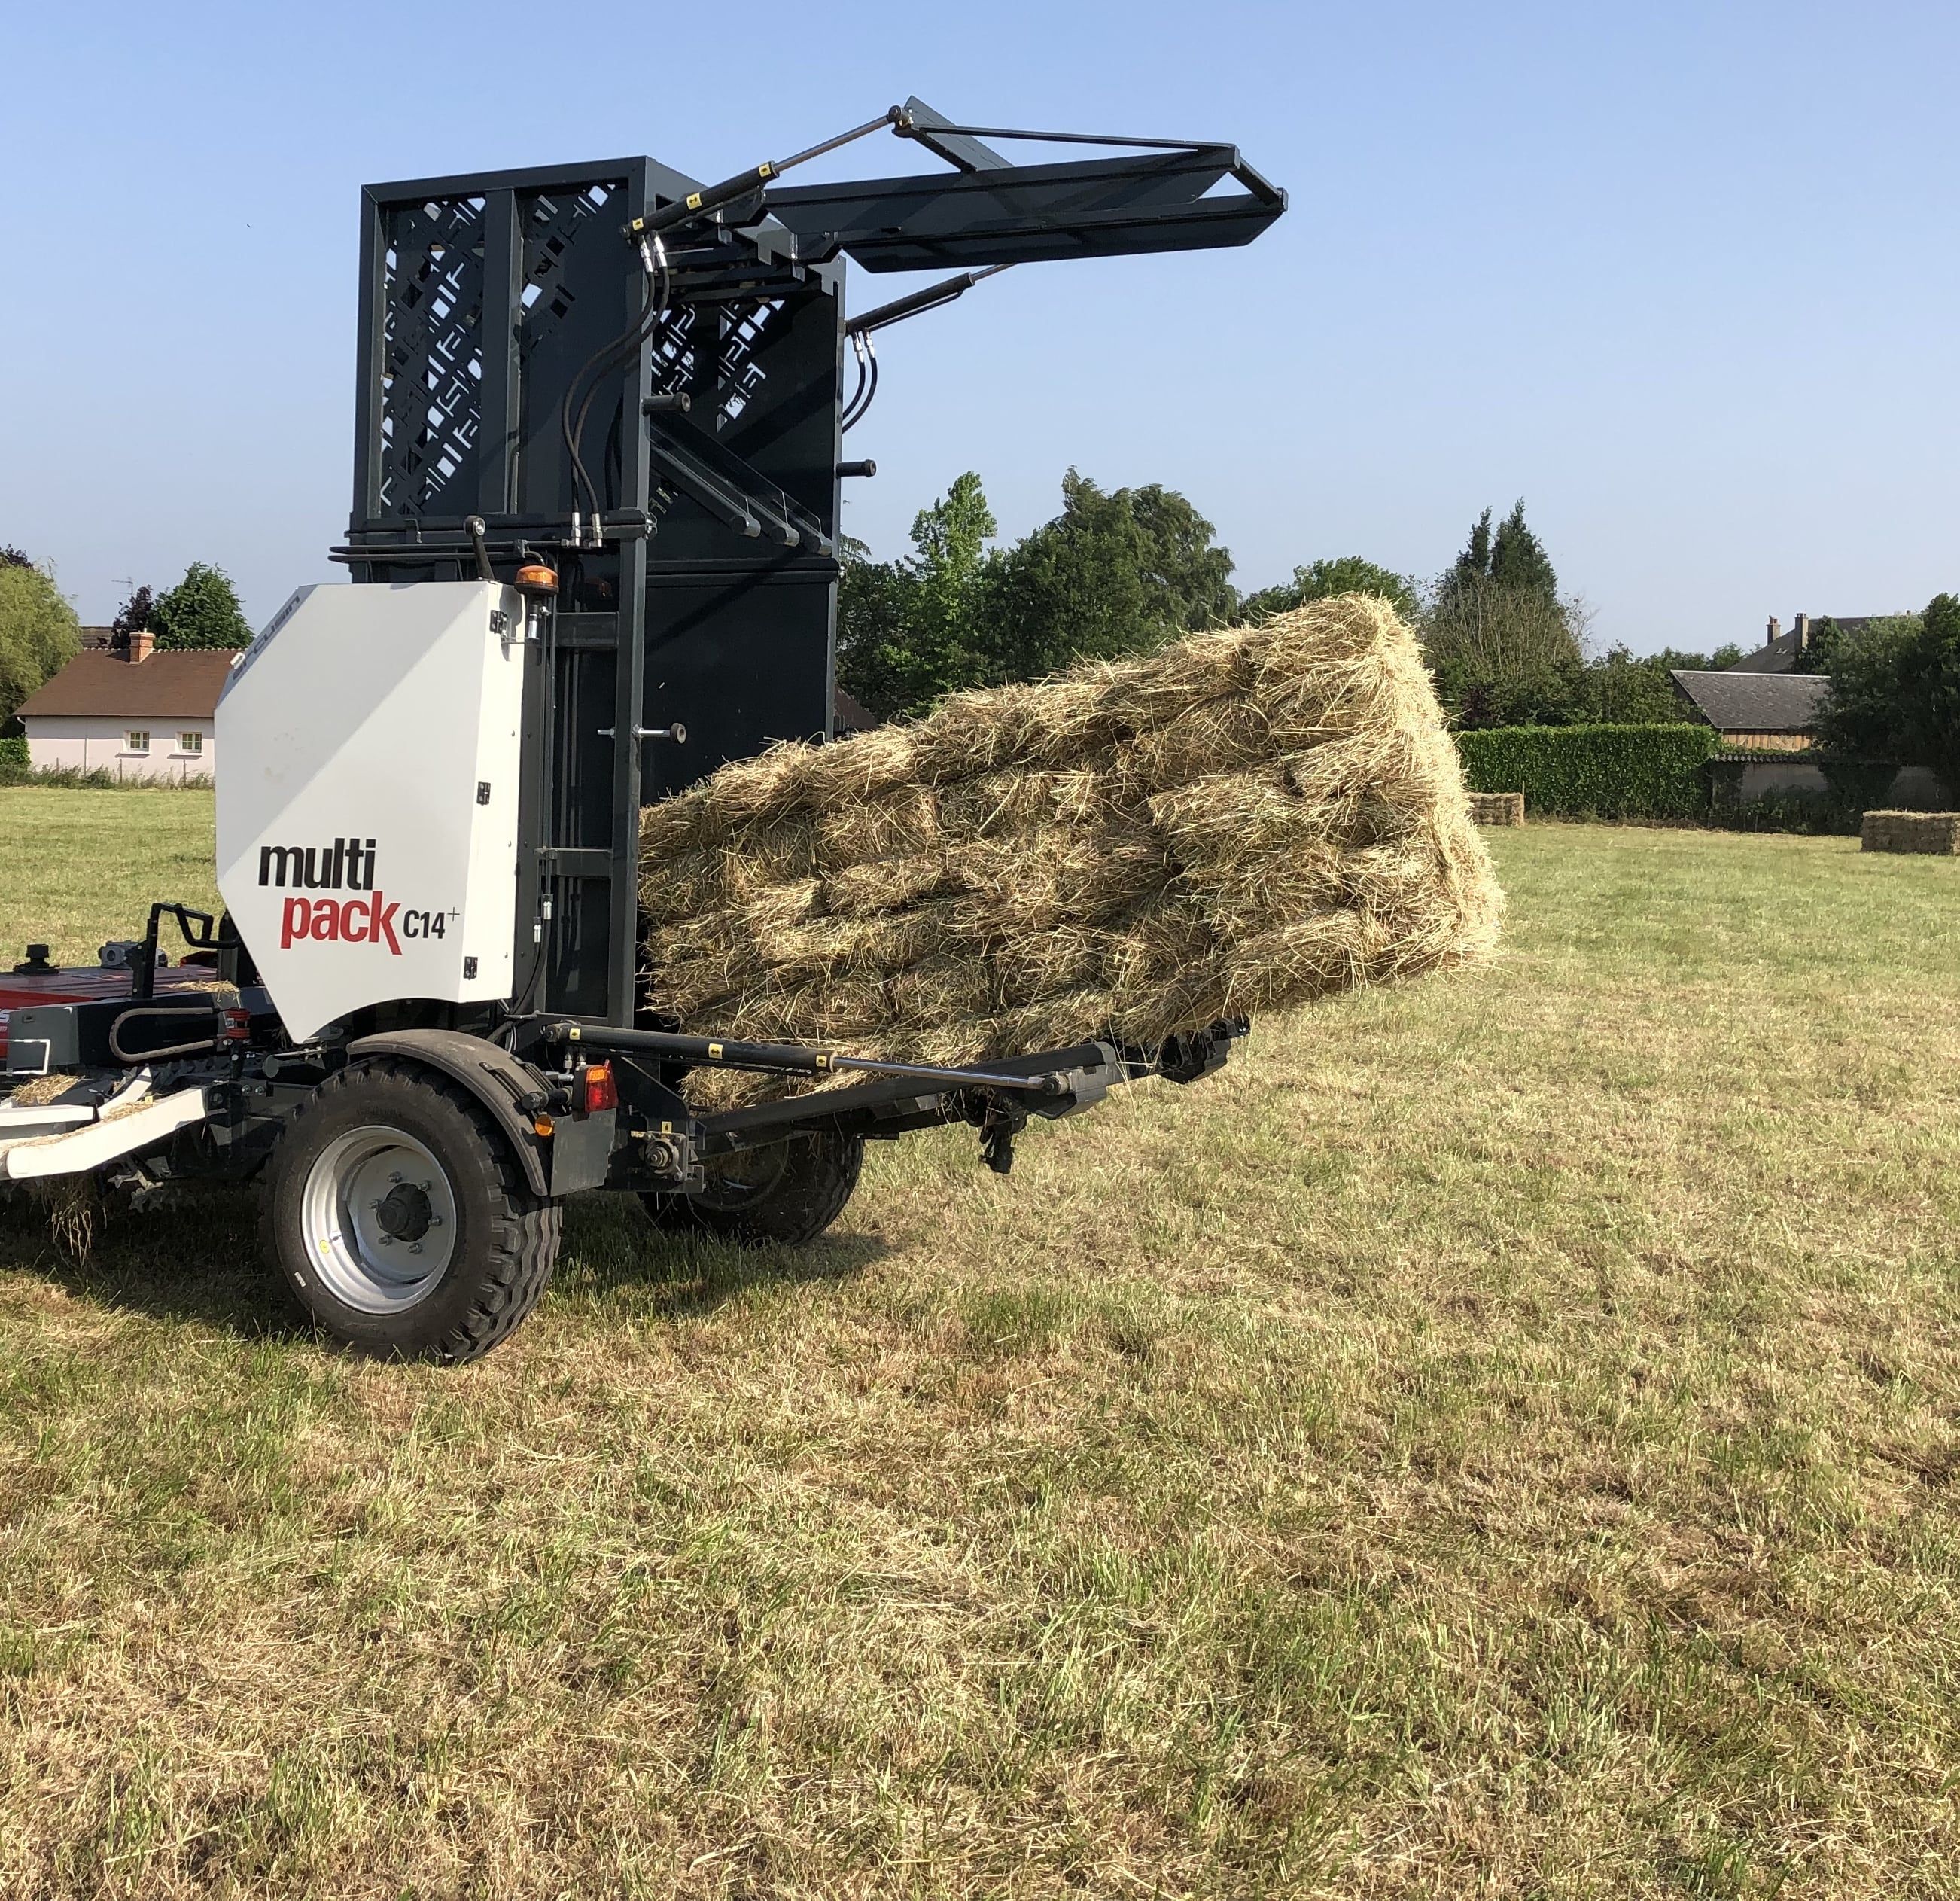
<box><xmin>763</xmin><ymin>148</ymin><xmax>1283</xmax><ymax>273</ymax></box>
<box><xmin>544</xmin><ymin>1019</ymin><xmax>1069</xmax><ymax>1094</ymax></box>
<box><xmin>695</xmin><ymin>1040</ymin><xmax>1116</xmax><ymax>1143</ymax></box>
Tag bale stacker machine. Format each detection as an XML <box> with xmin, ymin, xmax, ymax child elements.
<box><xmin>0</xmin><ymin>103</ymin><xmax>1284</xmax><ymax>1360</ymax></box>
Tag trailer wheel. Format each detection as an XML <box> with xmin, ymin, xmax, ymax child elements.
<box><xmin>641</xmin><ymin>1127</ymin><xmax>862</xmax><ymax>1248</ymax></box>
<box><xmin>262</xmin><ymin>1059</ymin><xmax>559</xmax><ymax>1363</ymax></box>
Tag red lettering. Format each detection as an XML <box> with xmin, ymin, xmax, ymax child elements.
<box><xmin>311</xmin><ymin>897</ymin><xmax>341</xmax><ymax>942</ymax></box>
<box><xmin>340</xmin><ymin>894</ymin><xmax>368</xmax><ymax>943</ymax></box>
<box><xmin>281</xmin><ymin>897</ymin><xmax>310</xmax><ymax>949</ymax></box>
<box><xmin>372</xmin><ymin>892</ymin><xmax>402</xmax><ymax>955</ymax></box>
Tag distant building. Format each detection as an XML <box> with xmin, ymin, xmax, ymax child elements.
<box><xmin>15</xmin><ymin>630</ymin><xmax>233</xmax><ymax>781</ymax></box>
<box><xmin>1669</xmin><ymin>669</ymin><xmax>1830</xmax><ymax>751</ymax></box>
<box><xmin>1727</xmin><ymin>611</ymin><xmax>1888</xmax><ymax>675</ymax></box>
<box><xmin>1675</xmin><ymin>623</ymin><xmax>1947</xmax><ymax>806</ymax></box>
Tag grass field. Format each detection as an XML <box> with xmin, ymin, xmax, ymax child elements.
<box><xmin>1</xmin><ymin>787</ymin><xmax>1957</xmax><ymax>1898</ymax></box>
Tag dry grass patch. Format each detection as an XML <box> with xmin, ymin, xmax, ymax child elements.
<box><xmin>0</xmin><ymin>812</ymin><xmax>1956</xmax><ymax>1895</ymax></box>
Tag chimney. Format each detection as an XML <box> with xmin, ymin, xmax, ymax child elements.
<box><xmin>126</xmin><ymin>627</ymin><xmax>154</xmax><ymax>663</ymax></box>
<box><xmin>1767</xmin><ymin>615</ymin><xmax>1782</xmax><ymax>645</ymax></box>
<box><xmin>1794</xmin><ymin>612</ymin><xmax>1810</xmax><ymax>653</ymax></box>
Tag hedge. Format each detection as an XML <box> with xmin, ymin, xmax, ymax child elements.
<box><xmin>1455</xmin><ymin>724</ymin><xmax>1721</xmax><ymax>820</ymax></box>
<box><xmin>0</xmin><ymin>736</ymin><xmax>26</xmax><ymax>767</ymax></box>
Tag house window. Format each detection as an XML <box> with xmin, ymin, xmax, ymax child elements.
<box><xmin>125</xmin><ymin>730</ymin><xmax>150</xmax><ymax>754</ymax></box>
<box><xmin>178</xmin><ymin>731</ymin><xmax>203</xmax><ymax>755</ymax></box>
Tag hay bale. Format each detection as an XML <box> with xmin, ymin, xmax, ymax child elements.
<box><xmin>639</xmin><ymin>596</ymin><xmax>1503</xmax><ymax>1099</ymax></box>
<box><xmin>1861</xmin><ymin>810</ymin><xmax>1960</xmax><ymax>855</ymax></box>
<box><xmin>1468</xmin><ymin>791</ymin><xmax>1526</xmax><ymax>827</ymax></box>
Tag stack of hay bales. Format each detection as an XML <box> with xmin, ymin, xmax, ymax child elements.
<box><xmin>638</xmin><ymin>596</ymin><xmax>1503</xmax><ymax>1101</ymax></box>
<box><xmin>1861</xmin><ymin>809</ymin><xmax>1960</xmax><ymax>855</ymax></box>
<box><xmin>1468</xmin><ymin>791</ymin><xmax>1526</xmax><ymax>827</ymax></box>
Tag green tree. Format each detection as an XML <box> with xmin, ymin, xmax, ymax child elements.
<box><xmin>1577</xmin><ymin>645</ymin><xmax>1700</xmax><ymax>724</ymax></box>
<box><xmin>1121</xmin><ymin>481</ymin><xmax>1239</xmax><ymax>634</ymax></box>
<box><xmin>1423</xmin><ymin>574</ymin><xmax>1587</xmax><ymax>727</ymax></box>
<box><xmin>0</xmin><ymin>560</ymin><xmax>81</xmax><ymax>728</ymax></box>
<box><xmin>1243</xmin><ymin>556</ymin><xmax>1418</xmax><ymax>623</ymax></box>
<box><xmin>838</xmin><ymin>471</ymin><xmax>1240</xmax><ymax>719</ymax></box>
<box><xmin>835</xmin><ymin>476</ymin><xmax>1000</xmax><ymax>720</ymax></box>
<box><xmin>1816</xmin><ymin>596</ymin><xmax>1960</xmax><ymax>797</ymax></box>
<box><xmin>152</xmin><ymin>561</ymin><xmax>252</xmax><ymax>649</ymax></box>
<box><xmin>978</xmin><ymin>471</ymin><xmax>1236</xmax><ymax>685</ymax></box>
<box><xmin>1425</xmin><ymin>501</ymin><xmax>1587</xmax><ymax>726</ymax></box>
<box><xmin>1488</xmin><ymin>498</ymin><xmax>1558</xmax><ymax>601</ymax></box>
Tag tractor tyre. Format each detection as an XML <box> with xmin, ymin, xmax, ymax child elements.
<box><xmin>641</xmin><ymin>1127</ymin><xmax>863</xmax><ymax>1248</ymax></box>
<box><xmin>261</xmin><ymin>1058</ymin><xmax>560</xmax><ymax>1363</ymax></box>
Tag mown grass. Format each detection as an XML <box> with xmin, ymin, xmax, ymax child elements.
<box><xmin>0</xmin><ymin>791</ymin><xmax>1956</xmax><ymax>1897</ymax></box>
<box><xmin>0</xmin><ymin>788</ymin><xmax>219</xmax><ymax>965</ymax></box>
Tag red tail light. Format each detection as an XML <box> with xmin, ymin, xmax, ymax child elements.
<box><xmin>581</xmin><ymin>1060</ymin><xmax>618</xmax><ymax>1113</ymax></box>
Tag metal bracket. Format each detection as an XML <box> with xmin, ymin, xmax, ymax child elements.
<box><xmin>597</xmin><ymin>724</ymin><xmax>687</xmax><ymax>745</ymax></box>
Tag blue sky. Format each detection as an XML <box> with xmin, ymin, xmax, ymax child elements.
<box><xmin>2</xmin><ymin>1</ymin><xmax>1953</xmax><ymax>653</ymax></box>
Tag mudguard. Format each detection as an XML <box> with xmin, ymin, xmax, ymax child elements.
<box><xmin>345</xmin><ymin>1030</ymin><xmax>554</xmax><ymax>1197</ymax></box>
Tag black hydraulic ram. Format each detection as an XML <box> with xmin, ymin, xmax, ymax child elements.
<box><xmin>541</xmin><ymin>1021</ymin><xmax>1069</xmax><ymax>1097</ymax></box>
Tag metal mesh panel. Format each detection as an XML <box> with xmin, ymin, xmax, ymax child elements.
<box><xmin>377</xmin><ymin>196</ymin><xmax>486</xmax><ymax>517</ymax></box>
<box><xmin>516</xmin><ymin>181</ymin><xmax>622</xmax><ymax>359</ymax></box>
<box><xmin>642</xmin><ymin>297</ymin><xmax>784</xmax><ymax>516</ymax></box>
<box><xmin>715</xmin><ymin>300</ymin><xmax>783</xmax><ymax>425</ymax></box>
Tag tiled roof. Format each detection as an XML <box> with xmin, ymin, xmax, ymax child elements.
<box><xmin>1729</xmin><ymin>617</ymin><xmax>1887</xmax><ymax>673</ymax></box>
<box><xmin>15</xmin><ymin>650</ymin><xmax>236</xmax><ymax>720</ymax></box>
<box><xmin>1670</xmin><ymin>669</ymin><xmax>1830</xmax><ymax>733</ymax></box>
<box><xmin>1727</xmin><ymin>631</ymin><xmax>1806</xmax><ymax>674</ymax></box>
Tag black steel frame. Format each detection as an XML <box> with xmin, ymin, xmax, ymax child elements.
<box><xmin>335</xmin><ymin>104</ymin><xmax>1284</xmax><ymax>1052</ymax></box>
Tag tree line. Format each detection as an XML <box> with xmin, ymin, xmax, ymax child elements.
<box><xmin>5</xmin><ymin>495</ymin><xmax>1952</xmax><ymax>800</ymax></box>
<box><xmin>837</xmin><ymin>471</ymin><xmax>1957</xmax><ymax>795</ymax></box>
<box><xmin>836</xmin><ymin>476</ymin><xmax>1740</xmax><ymax>728</ymax></box>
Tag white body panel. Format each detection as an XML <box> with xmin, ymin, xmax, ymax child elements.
<box><xmin>216</xmin><ymin>583</ymin><xmax>525</xmax><ymax>1041</ymax></box>
<box><xmin>1</xmin><ymin>1087</ymin><xmax>210</xmax><ymax>1181</ymax></box>
<box><xmin>0</xmin><ymin>1071</ymin><xmax>209</xmax><ymax>1180</ymax></box>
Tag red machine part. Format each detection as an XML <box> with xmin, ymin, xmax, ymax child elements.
<box><xmin>0</xmin><ymin>967</ymin><xmax>228</xmax><ymax>1064</ymax></box>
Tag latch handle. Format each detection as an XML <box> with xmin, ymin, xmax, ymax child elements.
<box><xmin>597</xmin><ymin>724</ymin><xmax>688</xmax><ymax>744</ymax></box>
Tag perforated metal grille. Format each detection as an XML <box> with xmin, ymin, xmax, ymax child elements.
<box><xmin>377</xmin><ymin>196</ymin><xmax>487</xmax><ymax>517</ymax></box>
<box><xmin>715</xmin><ymin>300</ymin><xmax>783</xmax><ymax>425</ymax></box>
<box><xmin>643</xmin><ymin>297</ymin><xmax>785</xmax><ymax>516</ymax></box>
<box><xmin>516</xmin><ymin>181</ymin><xmax>620</xmax><ymax>345</ymax></box>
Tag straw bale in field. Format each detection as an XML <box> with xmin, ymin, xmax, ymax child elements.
<box><xmin>638</xmin><ymin>596</ymin><xmax>1503</xmax><ymax>1101</ymax></box>
<box><xmin>1468</xmin><ymin>791</ymin><xmax>1526</xmax><ymax>827</ymax></box>
<box><xmin>1860</xmin><ymin>809</ymin><xmax>1959</xmax><ymax>855</ymax></box>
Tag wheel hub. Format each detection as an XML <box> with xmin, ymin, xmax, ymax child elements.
<box><xmin>300</xmin><ymin>1126</ymin><xmax>459</xmax><ymax>1315</ymax></box>
<box><xmin>375</xmin><ymin>1181</ymin><xmax>434</xmax><ymax>1242</ymax></box>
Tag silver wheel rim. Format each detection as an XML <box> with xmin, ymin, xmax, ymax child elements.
<box><xmin>300</xmin><ymin>1125</ymin><xmax>459</xmax><ymax>1315</ymax></box>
